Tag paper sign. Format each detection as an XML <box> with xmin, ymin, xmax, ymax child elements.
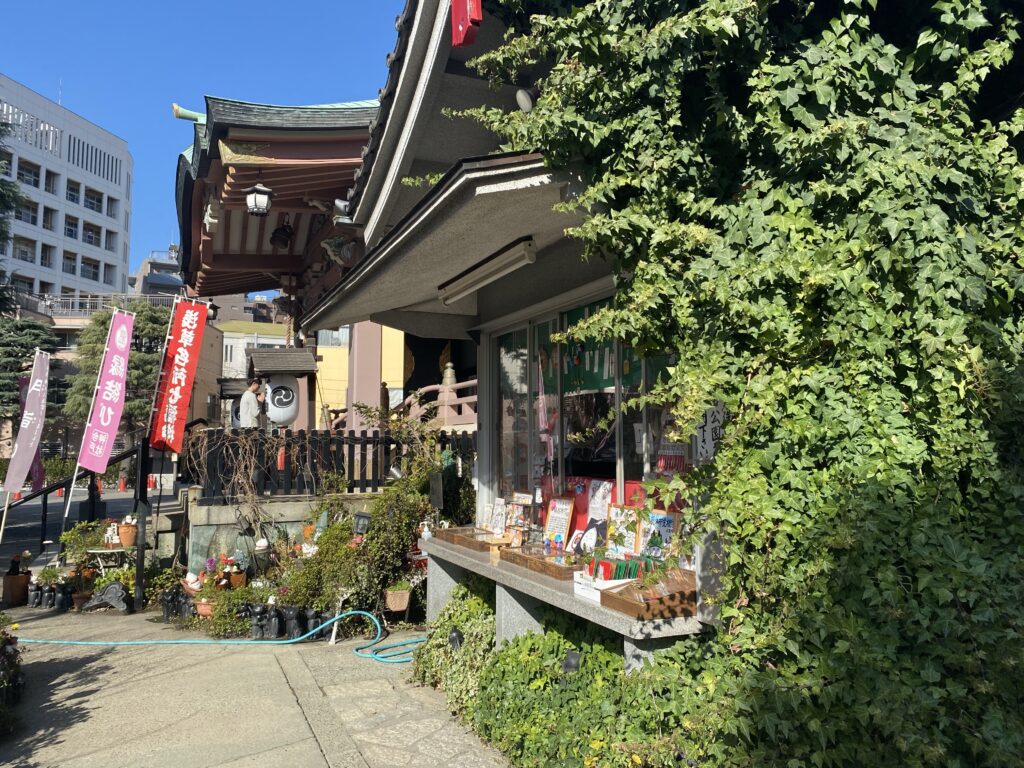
<box><xmin>489</xmin><ymin>498</ymin><xmax>507</xmax><ymax>535</ymax></box>
<box><xmin>543</xmin><ymin>497</ymin><xmax>573</xmax><ymax>542</ymax></box>
<box><xmin>640</xmin><ymin>512</ymin><xmax>680</xmax><ymax>558</ymax></box>
<box><xmin>608</xmin><ymin>504</ymin><xmax>641</xmax><ymax>555</ymax></box>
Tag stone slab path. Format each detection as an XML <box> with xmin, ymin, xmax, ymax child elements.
<box><xmin>0</xmin><ymin>608</ymin><xmax>505</xmax><ymax>768</ymax></box>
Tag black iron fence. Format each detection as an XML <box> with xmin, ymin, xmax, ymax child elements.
<box><xmin>190</xmin><ymin>428</ymin><xmax>476</xmax><ymax>505</ymax></box>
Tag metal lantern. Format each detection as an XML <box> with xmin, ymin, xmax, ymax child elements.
<box><xmin>243</xmin><ymin>183</ymin><xmax>273</xmax><ymax>216</ymax></box>
<box><xmin>269</xmin><ymin>214</ymin><xmax>294</xmax><ymax>249</ymax></box>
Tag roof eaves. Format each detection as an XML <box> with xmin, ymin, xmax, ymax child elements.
<box><xmin>339</xmin><ymin>0</ymin><xmax>419</xmax><ymax>219</ymax></box>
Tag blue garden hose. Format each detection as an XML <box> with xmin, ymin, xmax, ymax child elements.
<box><xmin>16</xmin><ymin>610</ymin><xmax>426</xmax><ymax>663</ymax></box>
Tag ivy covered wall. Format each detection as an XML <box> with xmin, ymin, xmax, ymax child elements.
<box><xmin>459</xmin><ymin>1</ymin><xmax>1024</xmax><ymax>764</ymax></box>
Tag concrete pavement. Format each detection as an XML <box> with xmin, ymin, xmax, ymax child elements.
<box><xmin>0</xmin><ymin>608</ymin><xmax>505</xmax><ymax>768</ymax></box>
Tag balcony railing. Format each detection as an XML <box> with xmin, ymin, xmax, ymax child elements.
<box><xmin>12</xmin><ymin>289</ymin><xmax>179</xmax><ymax>317</ymax></box>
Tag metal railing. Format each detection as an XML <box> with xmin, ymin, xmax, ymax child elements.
<box><xmin>13</xmin><ymin>289</ymin><xmax>179</xmax><ymax>317</ymax></box>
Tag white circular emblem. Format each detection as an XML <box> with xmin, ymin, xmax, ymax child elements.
<box><xmin>115</xmin><ymin>325</ymin><xmax>129</xmax><ymax>351</ymax></box>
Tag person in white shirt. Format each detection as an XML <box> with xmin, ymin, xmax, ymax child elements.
<box><xmin>239</xmin><ymin>378</ymin><xmax>264</xmax><ymax>429</ymax></box>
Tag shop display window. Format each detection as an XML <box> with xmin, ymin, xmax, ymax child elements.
<box><xmin>492</xmin><ymin>299</ymin><xmax>707</xmax><ymax>535</ymax></box>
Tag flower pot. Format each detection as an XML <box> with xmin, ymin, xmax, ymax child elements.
<box><xmin>72</xmin><ymin>592</ymin><xmax>92</xmax><ymax>611</ymax></box>
<box><xmin>195</xmin><ymin>599</ymin><xmax>214</xmax><ymax>618</ymax></box>
<box><xmin>385</xmin><ymin>589</ymin><xmax>411</xmax><ymax>613</ymax></box>
<box><xmin>118</xmin><ymin>524</ymin><xmax>138</xmax><ymax>548</ymax></box>
<box><xmin>228</xmin><ymin>572</ymin><xmax>247</xmax><ymax>589</ymax></box>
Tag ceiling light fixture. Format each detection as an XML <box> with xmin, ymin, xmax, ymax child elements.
<box><xmin>438</xmin><ymin>237</ymin><xmax>536</xmax><ymax>306</ymax></box>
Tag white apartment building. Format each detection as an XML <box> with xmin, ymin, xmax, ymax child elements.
<box><xmin>0</xmin><ymin>73</ymin><xmax>132</xmax><ymax>299</ymax></box>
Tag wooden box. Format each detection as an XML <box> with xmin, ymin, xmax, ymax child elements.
<box><xmin>434</xmin><ymin>526</ymin><xmax>512</xmax><ymax>556</ymax></box>
<box><xmin>500</xmin><ymin>546</ymin><xmax>586</xmax><ymax>580</ymax></box>
<box><xmin>600</xmin><ymin>568</ymin><xmax>698</xmax><ymax>621</ymax></box>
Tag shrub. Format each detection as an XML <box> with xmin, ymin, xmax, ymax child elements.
<box><xmin>207</xmin><ymin>585</ymin><xmax>272</xmax><ymax>638</ymax></box>
<box><xmin>411</xmin><ymin>578</ymin><xmax>495</xmax><ymax>717</ymax></box>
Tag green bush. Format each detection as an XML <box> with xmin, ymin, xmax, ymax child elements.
<box><xmin>207</xmin><ymin>585</ymin><xmax>272</xmax><ymax>638</ymax></box>
<box><xmin>282</xmin><ymin>519</ymin><xmax>362</xmax><ymax>611</ymax></box>
<box><xmin>412</xmin><ymin>579</ymin><xmax>496</xmax><ymax>717</ymax></box>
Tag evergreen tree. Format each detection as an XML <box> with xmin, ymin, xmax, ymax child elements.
<box><xmin>0</xmin><ymin>319</ymin><xmax>59</xmax><ymax>420</ymax></box>
<box><xmin>64</xmin><ymin>300</ymin><xmax>170</xmax><ymax>446</ymax></box>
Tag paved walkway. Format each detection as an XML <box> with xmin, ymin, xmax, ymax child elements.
<box><xmin>0</xmin><ymin>608</ymin><xmax>505</xmax><ymax>768</ymax></box>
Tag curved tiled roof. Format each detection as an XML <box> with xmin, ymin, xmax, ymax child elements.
<box><xmin>174</xmin><ymin>97</ymin><xmax>379</xmax><ymax>270</ymax></box>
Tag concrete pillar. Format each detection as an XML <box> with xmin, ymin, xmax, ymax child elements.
<box><xmin>495</xmin><ymin>584</ymin><xmax>544</xmax><ymax>647</ymax></box>
<box><xmin>623</xmin><ymin>636</ymin><xmax>677</xmax><ymax>673</ymax></box>
<box><xmin>426</xmin><ymin>553</ymin><xmax>465</xmax><ymax>623</ymax></box>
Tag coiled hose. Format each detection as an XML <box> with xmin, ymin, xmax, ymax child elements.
<box><xmin>16</xmin><ymin>610</ymin><xmax>425</xmax><ymax>663</ymax></box>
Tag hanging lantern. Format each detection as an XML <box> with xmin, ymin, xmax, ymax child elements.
<box><xmin>243</xmin><ymin>183</ymin><xmax>273</xmax><ymax>216</ymax></box>
<box><xmin>269</xmin><ymin>214</ymin><xmax>294</xmax><ymax>249</ymax></box>
<box><xmin>264</xmin><ymin>374</ymin><xmax>300</xmax><ymax>426</ymax></box>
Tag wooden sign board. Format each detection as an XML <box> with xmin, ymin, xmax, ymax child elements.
<box><xmin>543</xmin><ymin>496</ymin><xmax>574</xmax><ymax>542</ymax></box>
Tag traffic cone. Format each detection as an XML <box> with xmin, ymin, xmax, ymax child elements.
<box><xmin>57</xmin><ymin>486</ymin><xmax>64</xmax><ymax>498</ymax></box>
<box><xmin>13</xmin><ymin>491</ymin><xmax>21</xmax><ymax>501</ymax></box>
<box><xmin>96</xmin><ymin>478</ymin><xmax>102</xmax><ymax>493</ymax></box>
<box><xmin>119</xmin><ymin>476</ymin><xmax>127</xmax><ymax>492</ymax></box>
<box><xmin>277</xmin><ymin>446</ymin><xmax>286</xmax><ymax>472</ymax></box>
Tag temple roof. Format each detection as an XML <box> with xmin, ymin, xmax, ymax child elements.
<box><xmin>174</xmin><ymin>96</ymin><xmax>377</xmax><ymax>296</ymax></box>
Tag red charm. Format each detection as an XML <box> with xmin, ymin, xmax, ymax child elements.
<box><xmin>451</xmin><ymin>0</ymin><xmax>482</xmax><ymax>47</ymax></box>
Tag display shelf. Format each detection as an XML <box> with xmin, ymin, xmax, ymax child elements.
<box><xmin>499</xmin><ymin>545</ymin><xmax>586</xmax><ymax>580</ymax></box>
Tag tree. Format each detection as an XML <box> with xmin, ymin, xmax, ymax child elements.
<box><xmin>0</xmin><ymin>319</ymin><xmax>59</xmax><ymax>419</ymax></box>
<box><xmin>474</xmin><ymin>0</ymin><xmax>1024</xmax><ymax>764</ymax></box>
<box><xmin>0</xmin><ymin>121</ymin><xmax>25</xmax><ymax>316</ymax></box>
<box><xmin>64</xmin><ymin>300</ymin><xmax>170</xmax><ymax>447</ymax></box>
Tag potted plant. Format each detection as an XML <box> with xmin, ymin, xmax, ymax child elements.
<box><xmin>59</xmin><ymin>521</ymin><xmax>104</xmax><ymax>574</ymax></box>
<box><xmin>193</xmin><ymin>575</ymin><xmax>218</xmax><ymax>618</ymax></box>
<box><xmin>70</xmin><ymin>568</ymin><xmax>94</xmax><ymax>611</ymax></box>
<box><xmin>384</xmin><ymin>578</ymin><xmax>412</xmax><ymax>612</ymax></box>
<box><xmin>118</xmin><ymin>515</ymin><xmax>139</xmax><ymax>548</ymax></box>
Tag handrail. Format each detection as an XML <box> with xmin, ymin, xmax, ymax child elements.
<box><xmin>7</xmin><ymin>444</ymin><xmax>141</xmax><ymax>510</ymax></box>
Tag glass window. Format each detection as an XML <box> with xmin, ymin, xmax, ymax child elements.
<box><xmin>64</xmin><ymin>216</ymin><xmax>79</xmax><ymax>239</ymax></box>
<box><xmin>496</xmin><ymin>328</ymin><xmax>529</xmax><ymax>499</ymax></box>
<box><xmin>44</xmin><ymin>170</ymin><xmax>59</xmax><ymax>194</ymax></box>
<box><xmin>66</xmin><ymin>180</ymin><xmax>80</xmax><ymax>204</ymax></box>
<box><xmin>14</xmin><ymin>201</ymin><xmax>37</xmax><ymax>225</ymax></box>
<box><xmin>62</xmin><ymin>252</ymin><xmax>77</xmax><ymax>275</ymax></box>
<box><xmin>561</xmin><ymin>300</ymin><xmax>617</xmax><ymax>482</ymax></box>
<box><xmin>17</xmin><ymin>160</ymin><xmax>40</xmax><ymax>187</ymax></box>
<box><xmin>531</xmin><ymin>319</ymin><xmax>560</xmax><ymax>508</ymax></box>
<box><xmin>84</xmin><ymin>188</ymin><xmax>103</xmax><ymax>213</ymax></box>
<box><xmin>13</xmin><ymin>238</ymin><xmax>36</xmax><ymax>264</ymax></box>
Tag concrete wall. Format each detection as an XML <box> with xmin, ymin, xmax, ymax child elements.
<box><xmin>187</xmin><ymin>494</ymin><xmax>377</xmax><ymax>574</ymax></box>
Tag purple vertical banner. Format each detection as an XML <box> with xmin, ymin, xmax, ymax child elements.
<box><xmin>78</xmin><ymin>310</ymin><xmax>134</xmax><ymax>474</ymax></box>
<box><xmin>1</xmin><ymin>350</ymin><xmax>50</xmax><ymax>493</ymax></box>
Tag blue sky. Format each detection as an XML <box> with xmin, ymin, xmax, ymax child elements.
<box><xmin>1</xmin><ymin>0</ymin><xmax>404</xmax><ymax>272</ymax></box>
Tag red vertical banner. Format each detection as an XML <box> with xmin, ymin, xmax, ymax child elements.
<box><xmin>149</xmin><ymin>299</ymin><xmax>207</xmax><ymax>453</ymax></box>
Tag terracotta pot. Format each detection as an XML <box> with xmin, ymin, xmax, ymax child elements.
<box><xmin>71</xmin><ymin>592</ymin><xmax>92</xmax><ymax>611</ymax></box>
<box><xmin>385</xmin><ymin>589</ymin><xmax>411</xmax><ymax>612</ymax></box>
<box><xmin>229</xmin><ymin>572</ymin><xmax>247</xmax><ymax>589</ymax></box>
<box><xmin>195</xmin><ymin>599</ymin><xmax>215</xmax><ymax>618</ymax></box>
<box><xmin>118</xmin><ymin>524</ymin><xmax>138</xmax><ymax>548</ymax></box>
<box><xmin>80</xmin><ymin>567</ymin><xmax>97</xmax><ymax>581</ymax></box>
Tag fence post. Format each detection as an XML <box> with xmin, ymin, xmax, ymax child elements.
<box><xmin>358</xmin><ymin>430</ymin><xmax>368</xmax><ymax>493</ymax></box>
<box><xmin>347</xmin><ymin>431</ymin><xmax>356</xmax><ymax>493</ymax></box>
